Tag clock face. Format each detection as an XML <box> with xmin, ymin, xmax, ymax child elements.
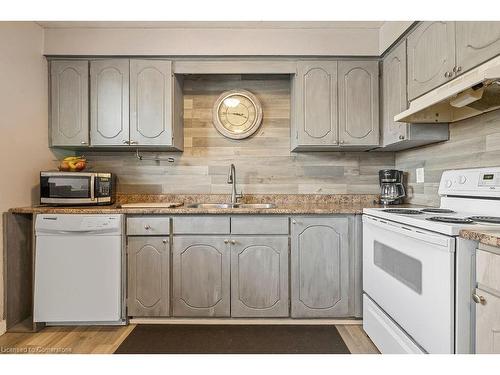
<box><xmin>213</xmin><ymin>90</ymin><xmax>263</xmax><ymax>139</ymax></box>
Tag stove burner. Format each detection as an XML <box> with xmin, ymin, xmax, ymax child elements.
<box><xmin>382</xmin><ymin>209</ymin><xmax>423</xmax><ymax>215</ymax></box>
<box><xmin>421</xmin><ymin>208</ymin><xmax>456</xmax><ymax>214</ymax></box>
<box><xmin>468</xmin><ymin>216</ymin><xmax>500</xmax><ymax>224</ymax></box>
<box><xmin>426</xmin><ymin>217</ymin><xmax>475</xmax><ymax>224</ymax></box>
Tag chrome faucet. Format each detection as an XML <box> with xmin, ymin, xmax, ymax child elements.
<box><xmin>227</xmin><ymin>164</ymin><xmax>243</xmax><ymax>204</ymax></box>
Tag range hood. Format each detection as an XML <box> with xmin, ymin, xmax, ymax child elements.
<box><xmin>395</xmin><ymin>55</ymin><xmax>500</xmax><ymax>123</ymax></box>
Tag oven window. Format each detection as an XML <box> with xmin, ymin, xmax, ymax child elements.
<box><xmin>374</xmin><ymin>241</ymin><xmax>423</xmax><ymax>294</ymax></box>
<box><xmin>47</xmin><ymin>177</ymin><xmax>90</xmax><ymax>198</ymax></box>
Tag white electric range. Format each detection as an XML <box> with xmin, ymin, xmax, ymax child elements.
<box><xmin>362</xmin><ymin>167</ymin><xmax>500</xmax><ymax>354</ymax></box>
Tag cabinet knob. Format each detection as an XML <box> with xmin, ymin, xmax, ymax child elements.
<box><xmin>457</xmin><ymin>66</ymin><xmax>462</xmax><ymax>73</ymax></box>
<box><xmin>339</xmin><ymin>140</ymin><xmax>345</xmax><ymax>145</ymax></box>
<box><xmin>123</xmin><ymin>140</ymin><xmax>130</xmax><ymax>144</ymax></box>
<box><xmin>399</xmin><ymin>135</ymin><xmax>405</xmax><ymax>140</ymax></box>
<box><xmin>81</xmin><ymin>141</ymin><xmax>87</xmax><ymax>145</ymax></box>
<box><xmin>472</xmin><ymin>293</ymin><xmax>486</xmax><ymax>305</ymax></box>
<box><xmin>144</xmin><ymin>224</ymin><xmax>151</xmax><ymax>230</ymax></box>
<box><xmin>130</xmin><ymin>140</ymin><xmax>138</xmax><ymax>145</ymax></box>
<box><xmin>292</xmin><ymin>220</ymin><xmax>297</xmax><ymax>224</ymax></box>
<box><xmin>162</xmin><ymin>239</ymin><xmax>167</xmax><ymax>244</ymax></box>
<box><xmin>444</xmin><ymin>71</ymin><xmax>453</xmax><ymax>78</ymax></box>
<box><xmin>231</xmin><ymin>240</ymin><xmax>236</xmax><ymax>245</ymax></box>
<box><xmin>224</xmin><ymin>239</ymin><xmax>229</xmax><ymax>244</ymax></box>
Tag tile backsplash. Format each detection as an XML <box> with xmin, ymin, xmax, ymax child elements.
<box><xmin>85</xmin><ymin>74</ymin><xmax>394</xmax><ymax>195</ymax></box>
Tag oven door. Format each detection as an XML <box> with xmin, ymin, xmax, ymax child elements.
<box><xmin>363</xmin><ymin>215</ymin><xmax>455</xmax><ymax>353</ymax></box>
<box><xmin>40</xmin><ymin>173</ymin><xmax>95</xmax><ymax>205</ymax></box>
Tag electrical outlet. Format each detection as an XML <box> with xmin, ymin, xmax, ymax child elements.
<box><xmin>416</xmin><ymin>167</ymin><xmax>425</xmax><ymax>184</ymax></box>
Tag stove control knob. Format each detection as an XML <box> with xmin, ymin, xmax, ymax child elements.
<box><xmin>445</xmin><ymin>179</ymin><xmax>453</xmax><ymax>188</ymax></box>
<box><xmin>458</xmin><ymin>175</ymin><xmax>467</xmax><ymax>184</ymax></box>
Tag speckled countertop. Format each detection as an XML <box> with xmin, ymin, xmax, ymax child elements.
<box><xmin>460</xmin><ymin>229</ymin><xmax>500</xmax><ymax>248</ymax></box>
<box><xmin>9</xmin><ymin>193</ymin><xmax>396</xmax><ymax>215</ymax></box>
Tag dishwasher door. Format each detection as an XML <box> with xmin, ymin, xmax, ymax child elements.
<box><xmin>34</xmin><ymin>214</ymin><xmax>124</xmax><ymax>324</ymax></box>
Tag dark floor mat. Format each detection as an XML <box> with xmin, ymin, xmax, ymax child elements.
<box><xmin>114</xmin><ymin>324</ymin><xmax>350</xmax><ymax>354</ymax></box>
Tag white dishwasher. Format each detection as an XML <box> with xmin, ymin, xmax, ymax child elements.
<box><xmin>34</xmin><ymin>214</ymin><xmax>125</xmax><ymax>325</ymax></box>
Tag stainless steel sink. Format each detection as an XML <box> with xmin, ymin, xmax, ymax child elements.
<box><xmin>187</xmin><ymin>203</ymin><xmax>276</xmax><ymax>209</ymax></box>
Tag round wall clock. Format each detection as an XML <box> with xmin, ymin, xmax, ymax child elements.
<box><xmin>212</xmin><ymin>89</ymin><xmax>263</xmax><ymax>139</ymax></box>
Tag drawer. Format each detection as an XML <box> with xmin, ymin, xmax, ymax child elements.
<box><xmin>173</xmin><ymin>216</ymin><xmax>230</xmax><ymax>234</ymax></box>
<box><xmin>127</xmin><ymin>216</ymin><xmax>170</xmax><ymax>236</ymax></box>
<box><xmin>477</xmin><ymin>249</ymin><xmax>500</xmax><ymax>294</ymax></box>
<box><xmin>231</xmin><ymin>216</ymin><xmax>289</xmax><ymax>235</ymax></box>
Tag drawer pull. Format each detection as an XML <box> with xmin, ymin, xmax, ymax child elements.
<box><xmin>472</xmin><ymin>293</ymin><xmax>486</xmax><ymax>305</ymax></box>
<box><xmin>144</xmin><ymin>224</ymin><xmax>151</xmax><ymax>230</ymax></box>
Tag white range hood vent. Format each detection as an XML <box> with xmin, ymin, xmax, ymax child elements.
<box><xmin>395</xmin><ymin>55</ymin><xmax>500</xmax><ymax>123</ymax></box>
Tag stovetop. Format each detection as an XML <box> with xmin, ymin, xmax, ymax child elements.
<box><xmin>363</xmin><ymin>206</ymin><xmax>500</xmax><ymax>236</ymax></box>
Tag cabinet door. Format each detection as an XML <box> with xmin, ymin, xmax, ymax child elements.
<box><xmin>292</xmin><ymin>61</ymin><xmax>338</xmax><ymax>148</ymax></box>
<box><xmin>130</xmin><ymin>60</ymin><xmax>173</xmax><ymax>146</ymax></box>
<box><xmin>231</xmin><ymin>236</ymin><xmax>289</xmax><ymax>317</ymax></box>
<box><xmin>381</xmin><ymin>41</ymin><xmax>408</xmax><ymax>147</ymax></box>
<box><xmin>456</xmin><ymin>22</ymin><xmax>500</xmax><ymax>74</ymax></box>
<box><xmin>127</xmin><ymin>237</ymin><xmax>169</xmax><ymax>317</ymax></box>
<box><xmin>90</xmin><ymin>59</ymin><xmax>130</xmax><ymax>145</ymax></box>
<box><xmin>172</xmin><ymin>236</ymin><xmax>230</xmax><ymax>317</ymax></box>
<box><xmin>407</xmin><ymin>21</ymin><xmax>455</xmax><ymax>100</ymax></box>
<box><xmin>291</xmin><ymin>217</ymin><xmax>349</xmax><ymax>317</ymax></box>
<box><xmin>50</xmin><ymin>60</ymin><xmax>89</xmax><ymax>147</ymax></box>
<box><xmin>338</xmin><ymin>61</ymin><xmax>379</xmax><ymax>146</ymax></box>
<box><xmin>475</xmin><ymin>289</ymin><xmax>500</xmax><ymax>354</ymax></box>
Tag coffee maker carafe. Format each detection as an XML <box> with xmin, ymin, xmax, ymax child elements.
<box><xmin>379</xmin><ymin>169</ymin><xmax>406</xmax><ymax>205</ymax></box>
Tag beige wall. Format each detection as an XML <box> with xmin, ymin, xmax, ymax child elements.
<box><xmin>0</xmin><ymin>22</ymin><xmax>56</xmax><ymax>330</ymax></box>
<box><xmin>396</xmin><ymin>110</ymin><xmax>500</xmax><ymax>206</ymax></box>
<box><xmin>86</xmin><ymin>75</ymin><xmax>395</xmax><ymax>194</ymax></box>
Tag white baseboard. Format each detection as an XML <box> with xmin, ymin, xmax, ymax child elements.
<box><xmin>129</xmin><ymin>318</ymin><xmax>362</xmax><ymax>325</ymax></box>
<box><xmin>0</xmin><ymin>320</ymin><xmax>6</xmax><ymax>336</ymax></box>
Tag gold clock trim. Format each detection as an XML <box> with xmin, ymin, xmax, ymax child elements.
<box><xmin>212</xmin><ymin>89</ymin><xmax>263</xmax><ymax>140</ymax></box>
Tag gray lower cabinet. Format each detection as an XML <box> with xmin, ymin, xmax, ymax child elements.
<box><xmin>291</xmin><ymin>61</ymin><xmax>338</xmax><ymax>150</ymax></box>
<box><xmin>172</xmin><ymin>236</ymin><xmax>230</xmax><ymax>317</ymax></box>
<box><xmin>127</xmin><ymin>236</ymin><xmax>170</xmax><ymax>317</ymax></box>
<box><xmin>90</xmin><ymin>59</ymin><xmax>130</xmax><ymax>146</ymax></box>
<box><xmin>407</xmin><ymin>21</ymin><xmax>456</xmax><ymax>100</ymax></box>
<box><xmin>338</xmin><ymin>61</ymin><xmax>379</xmax><ymax>147</ymax></box>
<box><xmin>231</xmin><ymin>236</ymin><xmax>289</xmax><ymax>317</ymax></box>
<box><xmin>290</xmin><ymin>216</ymin><xmax>350</xmax><ymax>317</ymax></box>
<box><xmin>50</xmin><ymin>60</ymin><xmax>89</xmax><ymax>147</ymax></box>
<box><xmin>456</xmin><ymin>21</ymin><xmax>500</xmax><ymax>75</ymax></box>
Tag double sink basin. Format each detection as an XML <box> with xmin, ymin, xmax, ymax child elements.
<box><xmin>186</xmin><ymin>203</ymin><xmax>276</xmax><ymax>209</ymax></box>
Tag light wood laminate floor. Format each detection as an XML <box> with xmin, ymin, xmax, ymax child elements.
<box><xmin>0</xmin><ymin>324</ymin><xmax>378</xmax><ymax>354</ymax></box>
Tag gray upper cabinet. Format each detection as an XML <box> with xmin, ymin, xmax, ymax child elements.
<box><xmin>291</xmin><ymin>217</ymin><xmax>350</xmax><ymax>318</ymax></box>
<box><xmin>456</xmin><ymin>22</ymin><xmax>500</xmax><ymax>75</ymax></box>
<box><xmin>172</xmin><ymin>236</ymin><xmax>230</xmax><ymax>317</ymax></box>
<box><xmin>407</xmin><ymin>21</ymin><xmax>456</xmax><ymax>100</ymax></box>
<box><xmin>338</xmin><ymin>61</ymin><xmax>379</xmax><ymax>146</ymax></box>
<box><xmin>291</xmin><ymin>61</ymin><xmax>338</xmax><ymax>150</ymax></box>
<box><xmin>127</xmin><ymin>236</ymin><xmax>170</xmax><ymax>317</ymax></box>
<box><xmin>231</xmin><ymin>236</ymin><xmax>289</xmax><ymax>317</ymax></box>
<box><xmin>130</xmin><ymin>60</ymin><xmax>183</xmax><ymax>149</ymax></box>
<box><xmin>50</xmin><ymin>60</ymin><xmax>89</xmax><ymax>147</ymax></box>
<box><xmin>381</xmin><ymin>41</ymin><xmax>408</xmax><ymax>147</ymax></box>
<box><xmin>90</xmin><ymin>59</ymin><xmax>130</xmax><ymax>146</ymax></box>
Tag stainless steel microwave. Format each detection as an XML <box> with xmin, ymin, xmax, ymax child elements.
<box><xmin>40</xmin><ymin>172</ymin><xmax>116</xmax><ymax>206</ymax></box>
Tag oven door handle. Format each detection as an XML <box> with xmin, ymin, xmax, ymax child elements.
<box><xmin>363</xmin><ymin>215</ymin><xmax>454</xmax><ymax>250</ymax></box>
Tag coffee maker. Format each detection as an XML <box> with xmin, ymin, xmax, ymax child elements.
<box><xmin>379</xmin><ymin>169</ymin><xmax>406</xmax><ymax>205</ymax></box>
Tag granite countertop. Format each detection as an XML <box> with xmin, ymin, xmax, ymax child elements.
<box><xmin>460</xmin><ymin>229</ymin><xmax>500</xmax><ymax>248</ymax></box>
<box><xmin>9</xmin><ymin>193</ymin><xmax>397</xmax><ymax>215</ymax></box>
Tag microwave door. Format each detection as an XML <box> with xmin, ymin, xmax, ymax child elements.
<box><xmin>40</xmin><ymin>173</ymin><xmax>94</xmax><ymax>204</ymax></box>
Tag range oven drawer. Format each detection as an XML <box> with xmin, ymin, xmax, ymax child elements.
<box><xmin>362</xmin><ymin>214</ymin><xmax>455</xmax><ymax>354</ymax></box>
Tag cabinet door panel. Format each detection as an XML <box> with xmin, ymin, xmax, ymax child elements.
<box><xmin>293</xmin><ymin>61</ymin><xmax>337</xmax><ymax>147</ymax></box>
<box><xmin>381</xmin><ymin>41</ymin><xmax>408</xmax><ymax>147</ymax></box>
<box><xmin>291</xmin><ymin>217</ymin><xmax>349</xmax><ymax>317</ymax></box>
<box><xmin>172</xmin><ymin>237</ymin><xmax>230</xmax><ymax>317</ymax></box>
<box><xmin>456</xmin><ymin>22</ymin><xmax>500</xmax><ymax>74</ymax></box>
<box><xmin>90</xmin><ymin>59</ymin><xmax>129</xmax><ymax>145</ymax></box>
<box><xmin>231</xmin><ymin>236</ymin><xmax>289</xmax><ymax>317</ymax></box>
<box><xmin>130</xmin><ymin>60</ymin><xmax>173</xmax><ymax>146</ymax></box>
<box><xmin>50</xmin><ymin>60</ymin><xmax>89</xmax><ymax>147</ymax></box>
<box><xmin>127</xmin><ymin>237</ymin><xmax>169</xmax><ymax>317</ymax></box>
<box><xmin>407</xmin><ymin>21</ymin><xmax>455</xmax><ymax>100</ymax></box>
<box><xmin>475</xmin><ymin>289</ymin><xmax>500</xmax><ymax>354</ymax></box>
<box><xmin>338</xmin><ymin>61</ymin><xmax>379</xmax><ymax>146</ymax></box>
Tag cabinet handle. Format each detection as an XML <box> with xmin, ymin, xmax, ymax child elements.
<box><xmin>123</xmin><ymin>140</ymin><xmax>130</xmax><ymax>144</ymax></box>
<box><xmin>472</xmin><ymin>293</ymin><xmax>486</xmax><ymax>305</ymax></box>
<box><xmin>224</xmin><ymin>239</ymin><xmax>229</xmax><ymax>244</ymax></box>
<box><xmin>144</xmin><ymin>224</ymin><xmax>151</xmax><ymax>230</ymax></box>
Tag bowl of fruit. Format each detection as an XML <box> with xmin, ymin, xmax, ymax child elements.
<box><xmin>58</xmin><ymin>156</ymin><xmax>87</xmax><ymax>172</ymax></box>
